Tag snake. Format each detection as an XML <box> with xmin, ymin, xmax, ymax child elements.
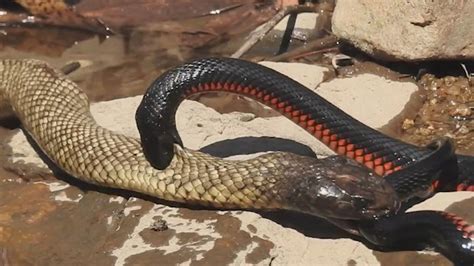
<box><xmin>135</xmin><ymin>58</ymin><xmax>473</xmax><ymax>263</ymax></box>
<box><xmin>0</xmin><ymin>58</ymin><xmax>472</xmax><ymax>263</ymax></box>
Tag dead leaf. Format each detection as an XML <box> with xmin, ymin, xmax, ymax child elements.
<box><xmin>10</xmin><ymin>0</ymin><xmax>112</xmax><ymax>34</ymax></box>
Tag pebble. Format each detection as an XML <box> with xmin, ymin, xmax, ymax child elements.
<box><xmin>449</xmin><ymin>104</ymin><xmax>472</xmax><ymax>117</ymax></box>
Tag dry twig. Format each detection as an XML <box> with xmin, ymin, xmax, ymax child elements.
<box><xmin>231</xmin><ymin>4</ymin><xmax>318</xmax><ymax>58</ymax></box>
<box><xmin>268</xmin><ymin>34</ymin><xmax>338</xmax><ymax>62</ymax></box>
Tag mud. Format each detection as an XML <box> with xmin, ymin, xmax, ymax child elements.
<box><xmin>0</xmin><ymin>178</ymin><xmax>276</xmax><ymax>265</ymax></box>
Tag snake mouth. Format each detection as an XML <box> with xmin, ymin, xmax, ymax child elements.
<box><xmin>328</xmin><ymin>194</ymin><xmax>400</xmax><ymax>221</ymax></box>
<box><xmin>356</xmin><ymin>197</ymin><xmax>401</xmax><ymax>220</ymax></box>
<box><xmin>327</xmin><ymin>169</ymin><xmax>402</xmax><ymax>220</ymax></box>
<box><xmin>327</xmin><ymin>198</ymin><xmax>401</xmax><ymax>236</ymax></box>
<box><xmin>282</xmin><ymin>155</ymin><xmax>402</xmax><ymax>221</ymax></box>
<box><xmin>351</xmin><ymin>182</ymin><xmax>402</xmax><ymax>220</ymax></box>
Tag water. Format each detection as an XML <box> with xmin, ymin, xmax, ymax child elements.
<box><xmin>0</xmin><ymin>1</ymin><xmax>278</xmax><ymax>102</ymax></box>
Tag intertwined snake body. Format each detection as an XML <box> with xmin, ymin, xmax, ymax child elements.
<box><xmin>1</xmin><ymin>58</ymin><xmax>473</xmax><ymax>263</ymax></box>
<box><xmin>0</xmin><ymin>59</ymin><xmax>399</xmax><ymax>220</ymax></box>
<box><xmin>134</xmin><ymin>57</ymin><xmax>473</xmax><ymax>262</ymax></box>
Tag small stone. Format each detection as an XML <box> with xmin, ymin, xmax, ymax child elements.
<box><xmin>402</xmin><ymin>119</ymin><xmax>415</xmax><ymax>130</ymax></box>
<box><xmin>456</xmin><ymin>125</ymin><xmax>470</xmax><ymax>135</ymax></box>
<box><xmin>449</xmin><ymin>104</ymin><xmax>472</xmax><ymax>117</ymax></box>
<box><xmin>239</xmin><ymin>113</ymin><xmax>256</xmax><ymax>122</ymax></box>
<box><xmin>417</xmin><ymin>127</ymin><xmax>432</xmax><ymax>136</ymax></box>
<box><xmin>445</xmin><ymin>85</ymin><xmax>461</xmax><ymax>96</ymax></box>
<box><xmin>150</xmin><ymin>219</ymin><xmax>168</xmax><ymax>231</ymax></box>
<box><xmin>443</xmin><ymin>76</ymin><xmax>457</xmax><ymax>87</ymax></box>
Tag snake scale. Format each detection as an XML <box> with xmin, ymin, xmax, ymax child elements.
<box><xmin>0</xmin><ymin>58</ymin><xmax>473</xmax><ymax>263</ymax></box>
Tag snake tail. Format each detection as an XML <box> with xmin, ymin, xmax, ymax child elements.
<box><xmin>359</xmin><ymin>211</ymin><xmax>474</xmax><ymax>264</ymax></box>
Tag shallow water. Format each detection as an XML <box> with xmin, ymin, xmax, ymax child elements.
<box><xmin>0</xmin><ymin>0</ymin><xmax>282</xmax><ymax>102</ymax></box>
<box><xmin>0</xmin><ymin>26</ymin><xmax>235</xmax><ymax>102</ymax></box>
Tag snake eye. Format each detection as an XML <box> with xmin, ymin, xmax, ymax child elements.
<box><xmin>353</xmin><ymin>197</ymin><xmax>371</xmax><ymax>210</ymax></box>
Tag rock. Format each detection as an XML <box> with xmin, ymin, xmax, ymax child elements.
<box><xmin>332</xmin><ymin>1</ymin><xmax>474</xmax><ymax>61</ymax></box>
<box><xmin>402</xmin><ymin>119</ymin><xmax>415</xmax><ymax>130</ymax></box>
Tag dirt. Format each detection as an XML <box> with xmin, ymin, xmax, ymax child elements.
<box><xmin>0</xmin><ymin>8</ymin><xmax>290</xmax><ymax>262</ymax></box>
<box><xmin>400</xmin><ymin>74</ymin><xmax>474</xmax><ymax>155</ymax></box>
<box><xmin>0</xmin><ymin>184</ymin><xmax>275</xmax><ymax>265</ymax></box>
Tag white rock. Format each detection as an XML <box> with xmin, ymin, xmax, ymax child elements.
<box><xmin>332</xmin><ymin>1</ymin><xmax>474</xmax><ymax>61</ymax></box>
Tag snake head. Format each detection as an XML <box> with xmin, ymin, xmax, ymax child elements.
<box><xmin>136</xmin><ymin>100</ymin><xmax>184</xmax><ymax>170</ymax></box>
<box><xmin>280</xmin><ymin>155</ymin><xmax>400</xmax><ymax>221</ymax></box>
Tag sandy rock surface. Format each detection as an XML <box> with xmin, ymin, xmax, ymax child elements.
<box><xmin>1</xmin><ymin>61</ymin><xmax>472</xmax><ymax>265</ymax></box>
<box><xmin>332</xmin><ymin>1</ymin><xmax>474</xmax><ymax>61</ymax></box>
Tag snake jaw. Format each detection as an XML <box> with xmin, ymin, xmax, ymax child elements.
<box><xmin>136</xmin><ymin>84</ymin><xmax>184</xmax><ymax>170</ymax></box>
<box><xmin>347</xmin><ymin>185</ymin><xmax>400</xmax><ymax>219</ymax></box>
<box><xmin>277</xmin><ymin>155</ymin><xmax>400</xmax><ymax>221</ymax></box>
<box><xmin>351</xmin><ymin>181</ymin><xmax>402</xmax><ymax>219</ymax></box>
<box><xmin>325</xmin><ymin>157</ymin><xmax>401</xmax><ymax>220</ymax></box>
<box><xmin>136</xmin><ymin>129</ymin><xmax>175</xmax><ymax>170</ymax></box>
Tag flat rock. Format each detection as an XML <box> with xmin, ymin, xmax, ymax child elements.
<box><xmin>332</xmin><ymin>1</ymin><xmax>474</xmax><ymax>61</ymax></box>
<box><xmin>1</xmin><ymin>61</ymin><xmax>471</xmax><ymax>265</ymax></box>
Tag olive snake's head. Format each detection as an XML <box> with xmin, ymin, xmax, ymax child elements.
<box><xmin>280</xmin><ymin>155</ymin><xmax>401</xmax><ymax>221</ymax></box>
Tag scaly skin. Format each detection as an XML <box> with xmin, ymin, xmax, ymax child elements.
<box><xmin>0</xmin><ymin>59</ymin><xmax>399</xmax><ymax>220</ymax></box>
